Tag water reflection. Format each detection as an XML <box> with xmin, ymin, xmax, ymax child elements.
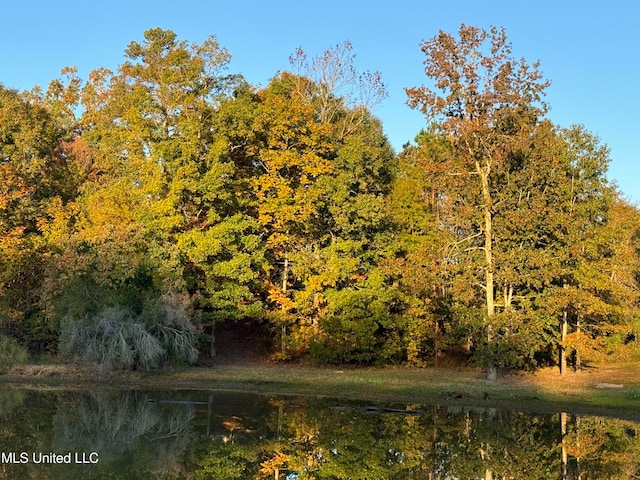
<box><xmin>0</xmin><ymin>388</ymin><xmax>26</xmax><ymax>416</ymax></box>
<box><xmin>0</xmin><ymin>388</ymin><xmax>639</xmax><ymax>479</ymax></box>
<box><xmin>54</xmin><ymin>391</ymin><xmax>195</xmax><ymax>474</ymax></box>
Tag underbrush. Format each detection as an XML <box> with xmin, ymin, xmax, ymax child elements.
<box><xmin>0</xmin><ymin>335</ymin><xmax>30</xmax><ymax>373</ymax></box>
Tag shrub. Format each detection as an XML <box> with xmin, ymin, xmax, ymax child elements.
<box><xmin>59</xmin><ymin>293</ymin><xmax>199</xmax><ymax>371</ymax></box>
<box><xmin>310</xmin><ymin>314</ymin><xmax>378</xmax><ymax>365</ymax></box>
<box><xmin>310</xmin><ymin>290</ymin><xmax>405</xmax><ymax>365</ymax></box>
<box><xmin>0</xmin><ymin>335</ymin><xmax>30</xmax><ymax>373</ymax></box>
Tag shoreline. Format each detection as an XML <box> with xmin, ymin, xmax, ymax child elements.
<box><xmin>3</xmin><ymin>362</ymin><xmax>640</xmax><ymax>421</ymax></box>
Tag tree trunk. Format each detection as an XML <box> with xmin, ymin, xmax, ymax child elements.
<box><xmin>574</xmin><ymin>316</ymin><xmax>581</xmax><ymax>371</ymax></box>
<box><xmin>281</xmin><ymin>255</ymin><xmax>289</xmax><ymax>356</ymax></box>
<box><xmin>434</xmin><ymin>320</ymin><xmax>439</xmax><ymax>368</ymax></box>
<box><xmin>576</xmin><ymin>415</ymin><xmax>582</xmax><ymax>480</ymax></box>
<box><xmin>560</xmin><ymin>412</ymin><xmax>568</xmax><ymax>480</ymax></box>
<box><xmin>560</xmin><ymin>281</ymin><xmax>568</xmax><ymax>375</ymax></box>
<box><xmin>503</xmin><ymin>285</ymin><xmax>513</xmax><ymax>311</ymax></box>
<box><xmin>483</xmin><ymin>202</ymin><xmax>495</xmax><ymax>318</ymax></box>
<box><xmin>560</xmin><ymin>310</ymin><xmax>568</xmax><ymax>375</ymax></box>
<box><xmin>479</xmin><ymin>165</ymin><xmax>496</xmax><ymax>380</ymax></box>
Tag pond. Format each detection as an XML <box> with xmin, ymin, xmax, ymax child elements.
<box><xmin>0</xmin><ymin>387</ymin><xmax>638</xmax><ymax>479</ymax></box>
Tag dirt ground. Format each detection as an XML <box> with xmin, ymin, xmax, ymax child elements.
<box><xmin>509</xmin><ymin>363</ymin><xmax>640</xmax><ymax>390</ymax></box>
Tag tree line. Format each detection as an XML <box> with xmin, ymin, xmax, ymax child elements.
<box><xmin>0</xmin><ymin>25</ymin><xmax>638</xmax><ymax>373</ymax></box>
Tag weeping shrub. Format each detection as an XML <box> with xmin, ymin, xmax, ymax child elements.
<box><xmin>144</xmin><ymin>292</ymin><xmax>200</xmax><ymax>366</ymax></box>
<box><xmin>59</xmin><ymin>294</ymin><xmax>199</xmax><ymax>371</ymax></box>
<box><xmin>0</xmin><ymin>335</ymin><xmax>30</xmax><ymax>373</ymax></box>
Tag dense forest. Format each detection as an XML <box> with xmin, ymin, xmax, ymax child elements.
<box><xmin>1</xmin><ymin>25</ymin><xmax>639</xmax><ymax>375</ymax></box>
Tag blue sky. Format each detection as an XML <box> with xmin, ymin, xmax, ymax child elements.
<box><xmin>2</xmin><ymin>1</ymin><xmax>638</xmax><ymax>203</ymax></box>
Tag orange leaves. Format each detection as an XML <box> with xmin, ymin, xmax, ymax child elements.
<box><xmin>56</xmin><ymin>136</ymin><xmax>97</xmax><ymax>180</ymax></box>
<box><xmin>266</xmin><ymin>280</ymin><xmax>296</xmax><ymax>312</ymax></box>
<box><xmin>0</xmin><ymin>164</ymin><xmax>33</xmax><ymax>211</ymax></box>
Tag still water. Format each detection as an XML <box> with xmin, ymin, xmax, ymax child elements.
<box><xmin>0</xmin><ymin>387</ymin><xmax>638</xmax><ymax>479</ymax></box>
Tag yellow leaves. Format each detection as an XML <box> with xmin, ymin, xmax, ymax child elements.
<box><xmin>252</xmin><ymin>121</ymin><xmax>332</xmax><ymax>247</ymax></box>
<box><xmin>64</xmin><ymin>182</ymin><xmax>149</xmax><ymax>289</ymax></box>
<box><xmin>82</xmin><ymin>189</ymin><xmax>133</xmax><ymax>233</ymax></box>
<box><xmin>560</xmin><ymin>284</ymin><xmax>616</xmax><ymax>319</ymax></box>
<box><xmin>259</xmin><ymin>451</ymin><xmax>290</xmax><ymax>479</ymax></box>
<box><xmin>37</xmin><ymin>196</ymin><xmax>78</xmax><ymax>247</ymax></box>
<box><xmin>562</xmin><ymin>417</ymin><xmax>639</xmax><ymax>466</ymax></box>
<box><xmin>305</xmin><ymin>274</ymin><xmax>333</xmax><ymax>293</ymax></box>
<box><xmin>563</xmin><ymin>331</ymin><xmax>596</xmax><ymax>354</ymax></box>
<box><xmin>266</xmin><ymin>281</ymin><xmax>296</xmax><ymax>312</ymax></box>
<box><xmin>0</xmin><ymin>165</ymin><xmax>34</xmax><ymax>285</ymax></box>
<box><xmin>277</xmin><ymin>322</ymin><xmax>324</xmax><ymax>361</ymax></box>
<box><xmin>0</xmin><ymin>227</ymin><xmax>27</xmax><ymax>270</ymax></box>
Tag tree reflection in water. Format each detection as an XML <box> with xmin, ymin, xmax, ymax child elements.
<box><xmin>54</xmin><ymin>390</ymin><xmax>195</xmax><ymax>474</ymax></box>
<box><xmin>194</xmin><ymin>399</ymin><xmax>640</xmax><ymax>480</ymax></box>
<box><xmin>1</xmin><ymin>389</ymin><xmax>640</xmax><ymax>479</ymax></box>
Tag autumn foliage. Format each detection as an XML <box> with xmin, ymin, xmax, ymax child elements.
<box><xmin>0</xmin><ymin>26</ymin><xmax>638</xmax><ymax>371</ymax></box>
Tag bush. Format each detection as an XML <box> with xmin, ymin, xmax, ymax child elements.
<box><xmin>469</xmin><ymin>310</ymin><xmax>556</xmax><ymax>371</ymax></box>
<box><xmin>59</xmin><ymin>293</ymin><xmax>199</xmax><ymax>371</ymax></box>
<box><xmin>310</xmin><ymin>314</ymin><xmax>379</xmax><ymax>365</ymax></box>
<box><xmin>310</xmin><ymin>290</ymin><xmax>405</xmax><ymax>365</ymax></box>
<box><xmin>0</xmin><ymin>335</ymin><xmax>30</xmax><ymax>373</ymax></box>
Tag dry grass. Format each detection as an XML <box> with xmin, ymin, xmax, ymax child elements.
<box><xmin>9</xmin><ymin>364</ymin><xmax>76</xmax><ymax>378</ymax></box>
<box><xmin>3</xmin><ymin>361</ymin><xmax>640</xmax><ymax>419</ymax></box>
<box><xmin>508</xmin><ymin>363</ymin><xmax>640</xmax><ymax>394</ymax></box>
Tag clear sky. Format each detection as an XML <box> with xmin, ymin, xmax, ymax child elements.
<box><xmin>2</xmin><ymin>1</ymin><xmax>638</xmax><ymax>203</ymax></box>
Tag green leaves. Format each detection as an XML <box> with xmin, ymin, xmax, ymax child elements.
<box><xmin>45</xmin><ymin>29</ymin><xmax>264</xmax><ymax>362</ymax></box>
<box><xmin>0</xmin><ymin>26</ymin><xmax>638</xmax><ymax>371</ymax></box>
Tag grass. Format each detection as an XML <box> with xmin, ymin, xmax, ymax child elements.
<box><xmin>3</xmin><ymin>360</ymin><xmax>640</xmax><ymax>420</ymax></box>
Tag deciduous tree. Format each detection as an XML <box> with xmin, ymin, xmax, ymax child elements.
<box><xmin>0</xmin><ymin>84</ymin><xmax>78</xmax><ymax>350</ymax></box>
<box><xmin>406</xmin><ymin>24</ymin><xmax>550</xmax><ymax>377</ymax></box>
<box><xmin>56</xmin><ymin>29</ymin><xmax>265</xmax><ymax>361</ymax></box>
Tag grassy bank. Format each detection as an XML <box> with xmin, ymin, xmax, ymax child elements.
<box><xmin>2</xmin><ymin>361</ymin><xmax>640</xmax><ymax>420</ymax></box>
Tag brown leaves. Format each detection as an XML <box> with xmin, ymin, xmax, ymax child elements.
<box><xmin>408</xmin><ymin>24</ymin><xmax>549</xmax><ymax>131</ymax></box>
